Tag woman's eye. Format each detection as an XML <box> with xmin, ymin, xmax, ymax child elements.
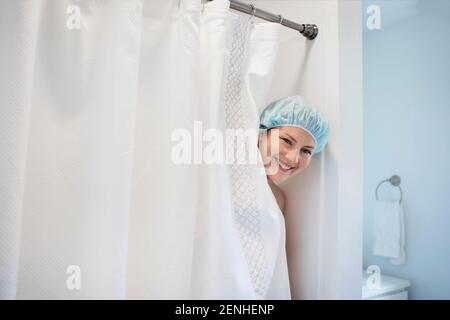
<box><xmin>302</xmin><ymin>149</ymin><xmax>312</xmax><ymax>155</ymax></box>
<box><xmin>281</xmin><ymin>138</ymin><xmax>293</xmax><ymax>145</ymax></box>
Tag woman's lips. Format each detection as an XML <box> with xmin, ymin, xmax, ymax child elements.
<box><xmin>276</xmin><ymin>157</ymin><xmax>296</xmax><ymax>175</ymax></box>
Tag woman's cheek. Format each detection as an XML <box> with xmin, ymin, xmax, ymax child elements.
<box><xmin>258</xmin><ymin>141</ymin><xmax>270</xmax><ymax>166</ymax></box>
<box><xmin>260</xmin><ymin>148</ymin><xmax>273</xmax><ymax>171</ymax></box>
<box><xmin>299</xmin><ymin>158</ymin><xmax>311</xmax><ymax>172</ymax></box>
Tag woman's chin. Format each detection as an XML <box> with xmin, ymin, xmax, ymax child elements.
<box><xmin>269</xmin><ymin>168</ymin><xmax>301</xmax><ymax>185</ymax></box>
<box><xmin>268</xmin><ymin>173</ymin><xmax>287</xmax><ymax>185</ymax></box>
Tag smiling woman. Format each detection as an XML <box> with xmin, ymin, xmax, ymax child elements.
<box><xmin>258</xmin><ymin>95</ymin><xmax>330</xmax><ymax>213</ymax></box>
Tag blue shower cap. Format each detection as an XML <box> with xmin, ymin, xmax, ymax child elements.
<box><xmin>259</xmin><ymin>95</ymin><xmax>330</xmax><ymax>155</ymax></box>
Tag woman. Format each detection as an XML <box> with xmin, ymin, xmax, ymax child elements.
<box><xmin>258</xmin><ymin>95</ymin><xmax>330</xmax><ymax>214</ymax></box>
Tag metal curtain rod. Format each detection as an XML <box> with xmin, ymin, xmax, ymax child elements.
<box><xmin>207</xmin><ymin>0</ymin><xmax>318</xmax><ymax>40</ymax></box>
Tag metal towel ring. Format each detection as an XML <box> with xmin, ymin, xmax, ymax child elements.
<box><xmin>375</xmin><ymin>175</ymin><xmax>403</xmax><ymax>202</ymax></box>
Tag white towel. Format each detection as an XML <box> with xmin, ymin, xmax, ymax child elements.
<box><xmin>390</xmin><ymin>201</ymin><xmax>406</xmax><ymax>265</ymax></box>
<box><xmin>373</xmin><ymin>200</ymin><xmax>406</xmax><ymax>264</ymax></box>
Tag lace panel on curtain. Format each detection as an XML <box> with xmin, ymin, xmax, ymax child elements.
<box><xmin>224</xmin><ymin>16</ymin><xmax>270</xmax><ymax>300</ymax></box>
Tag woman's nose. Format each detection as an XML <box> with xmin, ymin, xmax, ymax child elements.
<box><xmin>285</xmin><ymin>149</ymin><xmax>299</xmax><ymax>165</ymax></box>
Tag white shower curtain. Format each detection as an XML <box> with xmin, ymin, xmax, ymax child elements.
<box><xmin>0</xmin><ymin>0</ymin><xmax>289</xmax><ymax>299</ymax></box>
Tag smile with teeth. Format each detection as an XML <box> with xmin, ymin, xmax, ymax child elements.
<box><xmin>276</xmin><ymin>157</ymin><xmax>296</xmax><ymax>174</ymax></box>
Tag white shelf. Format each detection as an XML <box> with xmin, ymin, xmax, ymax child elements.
<box><xmin>362</xmin><ymin>272</ymin><xmax>411</xmax><ymax>300</ymax></box>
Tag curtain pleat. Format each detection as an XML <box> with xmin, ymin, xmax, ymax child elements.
<box><xmin>0</xmin><ymin>0</ymin><xmax>287</xmax><ymax>299</ymax></box>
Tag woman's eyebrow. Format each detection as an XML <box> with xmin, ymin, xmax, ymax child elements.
<box><xmin>285</xmin><ymin>133</ymin><xmax>314</xmax><ymax>149</ymax></box>
<box><xmin>285</xmin><ymin>133</ymin><xmax>297</xmax><ymax>143</ymax></box>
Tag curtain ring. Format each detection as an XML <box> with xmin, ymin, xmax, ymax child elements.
<box><xmin>278</xmin><ymin>14</ymin><xmax>284</xmax><ymax>25</ymax></box>
<box><xmin>249</xmin><ymin>4</ymin><xmax>256</xmax><ymax>19</ymax></box>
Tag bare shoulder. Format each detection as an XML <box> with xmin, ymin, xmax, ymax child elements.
<box><xmin>268</xmin><ymin>181</ymin><xmax>286</xmax><ymax>214</ymax></box>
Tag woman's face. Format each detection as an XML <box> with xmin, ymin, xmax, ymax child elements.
<box><xmin>258</xmin><ymin>126</ymin><xmax>315</xmax><ymax>185</ymax></box>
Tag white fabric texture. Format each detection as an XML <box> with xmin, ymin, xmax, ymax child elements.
<box><xmin>373</xmin><ymin>200</ymin><xmax>406</xmax><ymax>264</ymax></box>
<box><xmin>0</xmin><ymin>0</ymin><xmax>289</xmax><ymax>299</ymax></box>
<box><xmin>389</xmin><ymin>202</ymin><xmax>406</xmax><ymax>265</ymax></box>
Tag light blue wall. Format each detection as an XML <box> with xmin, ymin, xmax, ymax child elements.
<box><xmin>362</xmin><ymin>0</ymin><xmax>450</xmax><ymax>299</ymax></box>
